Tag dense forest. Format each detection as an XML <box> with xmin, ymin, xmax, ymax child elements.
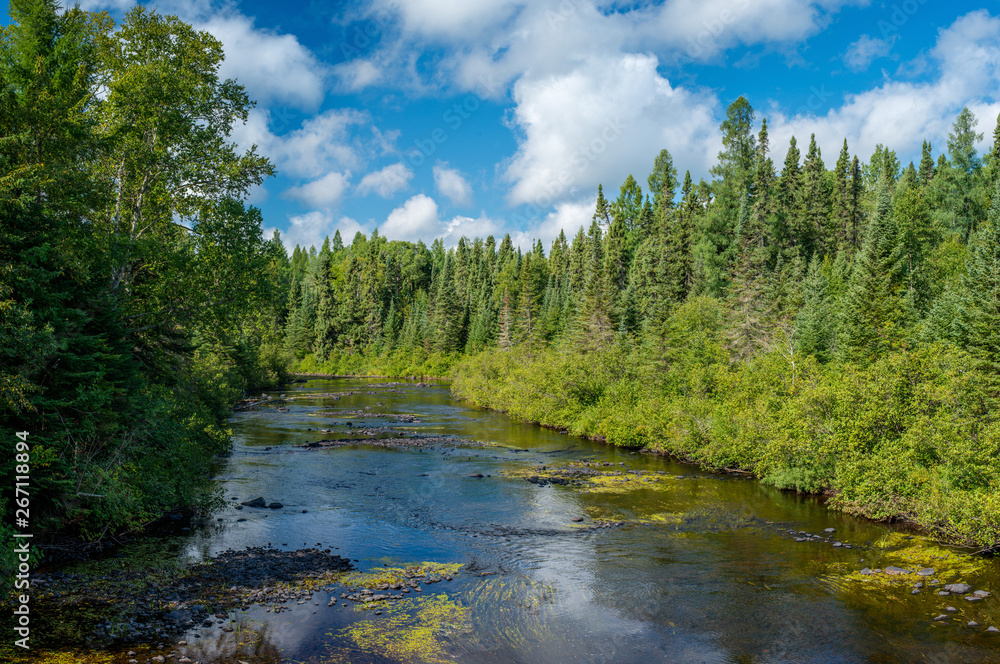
<box><xmin>4</xmin><ymin>0</ymin><xmax>1000</xmax><ymax>576</ymax></box>
<box><xmin>278</xmin><ymin>100</ymin><xmax>1000</xmax><ymax>552</ymax></box>
<box><xmin>1</xmin><ymin>0</ymin><xmax>288</xmax><ymax>572</ymax></box>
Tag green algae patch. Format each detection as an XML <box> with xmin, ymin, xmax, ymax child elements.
<box><xmin>821</xmin><ymin>532</ymin><xmax>992</xmax><ymax>595</ymax></box>
<box><xmin>342</xmin><ymin>562</ymin><xmax>463</xmax><ymax>590</ymax></box>
<box><xmin>0</xmin><ymin>648</ymin><xmax>119</xmax><ymax>664</ymax></box>
<box><xmin>327</xmin><ymin>592</ymin><xmax>473</xmax><ymax>664</ymax></box>
<box><xmin>502</xmin><ymin>461</ymin><xmax>676</xmax><ymax>495</ymax></box>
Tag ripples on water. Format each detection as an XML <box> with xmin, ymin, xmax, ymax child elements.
<box><xmin>169</xmin><ymin>378</ymin><xmax>1000</xmax><ymax>664</ymax></box>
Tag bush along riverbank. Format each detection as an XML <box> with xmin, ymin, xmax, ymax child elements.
<box><xmin>292</xmin><ymin>349</ymin><xmax>460</xmax><ymax>380</ymax></box>
<box><xmin>451</xmin><ymin>322</ymin><xmax>1000</xmax><ymax>554</ymax></box>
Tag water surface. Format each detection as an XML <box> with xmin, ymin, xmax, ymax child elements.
<box><xmin>167</xmin><ymin>378</ymin><xmax>1000</xmax><ymax>663</ymax></box>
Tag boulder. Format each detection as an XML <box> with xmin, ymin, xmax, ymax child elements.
<box><xmin>241</xmin><ymin>497</ymin><xmax>266</xmax><ymax>508</ymax></box>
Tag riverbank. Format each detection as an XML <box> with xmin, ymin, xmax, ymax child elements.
<box><xmin>291</xmin><ymin>349</ymin><xmax>459</xmax><ymax>379</ymax></box>
<box><xmin>451</xmin><ymin>342</ymin><xmax>1000</xmax><ymax>553</ymax></box>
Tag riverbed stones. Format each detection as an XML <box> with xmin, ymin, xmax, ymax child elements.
<box><xmin>268</xmin><ymin>502</ymin><xmax>283</xmax><ymax>509</ymax></box>
<box><xmin>964</xmin><ymin>595</ymin><xmax>984</xmax><ymax>602</ymax></box>
<box><xmin>974</xmin><ymin>590</ymin><xmax>991</xmax><ymax>597</ymax></box>
<box><xmin>945</xmin><ymin>606</ymin><xmax>957</xmax><ymax>613</ymax></box>
<box><xmin>933</xmin><ymin>615</ymin><xmax>949</xmax><ymax>621</ymax></box>
<box><xmin>968</xmin><ymin>621</ymin><xmax>980</xmax><ymax>627</ymax></box>
<box><xmin>986</xmin><ymin>626</ymin><xmax>1000</xmax><ymax>633</ymax></box>
<box><xmin>240</xmin><ymin>497</ymin><xmax>266</xmax><ymax>508</ymax></box>
<box><xmin>916</xmin><ymin>568</ymin><xmax>936</xmax><ymax>576</ymax></box>
<box><xmin>859</xmin><ymin>568</ymin><xmax>875</xmax><ymax>575</ymax></box>
<box><xmin>884</xmin><ymin>566</ymin><xmax>911</xmax><ymax>575</ymax></box>
<box><xmin>824</xmin><ymin>528</ymin><xmax>835</xmax><ymax>533</ymax></box>
<box><xmin>944</xmin><ymin>583</ymin><xmax>973</xmax><ymax>594</ymax></box>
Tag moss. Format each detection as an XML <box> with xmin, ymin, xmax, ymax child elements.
<box><xmin>342</xmin><ymin>562</ymin><xmax>463</xmax><ymax>590</ymax></box>
<box><xmin>823</xmin><ymin>532</ymin><xmax>992</xmax><ymax>591</ymax></box>
<box><xmin>327</xmin><ymin>593</ymin><xmax>472</xmax><ymax>664</ymax></box>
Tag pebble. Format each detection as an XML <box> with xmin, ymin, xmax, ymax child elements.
<box><xmin>911</xmin><ymin>589</ymin><xmax>920</xmax><ymax>595</ymax></box>
<box><xmin>824</xmin><ymin>528</ymin><xmax>836</xmax><ymax>533</ymax></box>
<box><xmin>968</xmin><ymin>621</ymin><xmax>980</xmax><ymax>627</ymax></box>
<box><xmin>964</xmin><ymin>595</ymin><xmax>984</xmax><ymax>602</ymax></box>
<box><xmin>932</xmin><ymin>615</ymin><xmax>949</xmax><ymax>622</ymax></box>
<box><xmin>859</xmin><ymin>568</ymin><xmax>875</xmax><ymax>575</ymax></box>
<box><xmin>987</xmin><ymin>626</ymin><xmax>1000</xmax><ymax>634</ymax></box>
<box><xmin>916</xmin><ymin>568</ymin><xmax>936</xmax><ymax>576</ymax></box>
<box><xmin>973</xmin><ymin>590</ymin><xmax>991</xmax><ymax>598</ymax></box>
<box><xmin>945</xmin><ymin>606</ymin><xmax>957</xmax><ymax>613</ymax></box>
<box><xmin>884</xmin><ymin>566</ymin><xmax>911</xmax><ymax>575</ymax></box>
<box><xmin>832</xmin><ymin>542</ymin><xmax>843</xmax><ymax>547</ymax></box>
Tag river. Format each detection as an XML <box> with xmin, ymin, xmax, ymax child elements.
<box><xmin>33</xmin><ymin>377</ymin><xmax>1000</xmax><ymax>663</ymax></box>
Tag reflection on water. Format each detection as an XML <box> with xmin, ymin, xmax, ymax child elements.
<box><xmin>29</xmin><ymin>377</ymin><xmax>1000</xmax><ymax>663</ymax></box>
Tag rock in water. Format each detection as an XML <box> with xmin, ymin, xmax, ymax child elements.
<box><xmin>945</xmin><ymin>583</ymin><xmax>973</xmax><ymax>594</ymax></box>
<box><xmin>268</xmin><ymin>502</ymin><xmax>283</xmax><ymax>509</ymax></box>
<box><xmin>916</xmin><ymin>568</ymin><xmax>935</xmax><ymax>576</ymax></box>
<box><xmin>241</xmin><ymin>497</ymin><xmax>266</xmax><ymax>508</ymax></box>
<box><xmin>884</xmin><ymin>566</ymin><xmax>912</xmax><ymax>575</ymax></box>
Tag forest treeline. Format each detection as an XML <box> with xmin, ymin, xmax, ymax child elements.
<box><xmin>280</xmin><ymin>100</ymin><xmax>1000</xmax><ymax>550</ymax></box>
<box><xmin>1</xmin><ymin>0</ymin><xmax>288</xmax><ymax>571</ymax></box>
<box><xmin>5</xmin><ymin>0</ymin><xmax>1000</xmax><ymax>566</ymax></box>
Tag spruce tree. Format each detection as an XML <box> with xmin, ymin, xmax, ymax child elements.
<box><xmin>918</xmin><ymin>140</ymin><xmax>935</xmax><ymax>185</ymax></box>
<box><xmin>839</xmin><ymin>171</ymin><xmax>909</xmax><ymax>364</ymax></box>
<box><xmin>795</xmin><ymin>255</ymin><xmax>835</xmax><ymax>362</ymax></box>
<box><xmin>957</xmin><ymin>177</ymin><xmax>1000</xmax><ymax>390</ymax></box>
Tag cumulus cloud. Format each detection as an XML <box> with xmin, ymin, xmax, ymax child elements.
<box><xmin>267</xmin><ymin>212</ymin><xmax>366</xmax><ymax>253</ymax></box>
<box><xmin>283</xmin><ymin>171</ymin><xmax>351</xmax><ymax>209</ymax></box>
<box><xmin>844</xmin><ymin>34</ymin><xmax>895</xmax><ymax>72</ymax></box>
<box><xmin>375</xmin><ymin>0</ymin><xmax>522</xmax><ymax>39</ymax></box>
<box><xmin>357</xmin><ymin>162</ymin><xmax>414</xmax><ymax>198</ymax></box>
<box><xmin>768</xmin><ymin>9</ymin><xmax>1000</xmax><ymax>168</ymax></box>
<box><xmin>199</xmin><ymin>12</ymin><xmax>328</xmax><ymax>110</ymax></box>
<box><xmin>503</xmin><ymin>53</ymin><xmax>719</xmax><ymax>205</ymax></box>
<box><xmin>381</xmin><ymin>194</ymin><xmax>442</xmax><ymax>242</ymax></box>
<box><xmin>231</xmin><ymin>108</ymin><xmax>369</xmax><ymax>179</ymax></box>
<box><xmin>334</xmin><ymin>59</ymin><xmax>383</xmax><ymax>91</ymax></box>
<box><xmin>433</xmin><ymin>164</ymin><xmax>473</xmax><ymax>206</ymax></box>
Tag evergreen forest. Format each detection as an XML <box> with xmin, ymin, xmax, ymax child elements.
<box><xmin>4</xmin><ymin>0</ymin><xmax>1000</xmax><ymax>576</ymax></box>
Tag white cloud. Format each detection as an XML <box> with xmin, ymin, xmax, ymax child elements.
<box><xmin>334</xmin><ymin>59</ymin><xmax>383</xmax><ymax>91</ymax></box>
<box><xmin>283</xmin><ymin>171</ymin><xmax>351</xmax><ymax>209</ymax></box>
<box><xmin>198</xmin><ymin>11</ymin><xmax>328</xmax><ymax>110</ymax></box>
<box><xmin>376</xmin><ymin>0</ymin><xmax>521</xmax><ymax>39</ymax></box>
<box><xmin>232</xmin><ymin>109</ymin><xmax>368</xmax><ymax>179</ymax></box>
<box><xmin>381</xmin><ymin>194</ymin><xmax>442</xmax><ymax>242</ymax></box>
<box><xmin>503</xmin><ymin>53</ymin><xmax>719</xmax><ymax>205</ymax></box>
<box><xmin>267</xmin><ymin>212</ymin><xmax>366</xmax><ymax>253</ymax></box>
<box><xmin>75</xmin><ymin>0</ymin><xmax>134</xmax><ymax>10</ymax></box>
<box><xmin>433</xmin><ymin>164</ymin><xmax>473</xmax><ymax>206</ymax></box>
<box><xmin>442</xmin><ymin>213</ymin><xmax>499</xmax><ymax>243</ymax></box>
<box><xmin>768</xmin><ymin>9</ymin><xmax>1000</xmax><ymax>168</ymax></box>
<box><xmin>357</xmin><ymin>162</ymin><xmax>414</xmax><ymax>198</ymax></box>
<box><xmin>844</xmin><ymin>34</ymin><xmax>895</xmax><ymax>72</ymax></box>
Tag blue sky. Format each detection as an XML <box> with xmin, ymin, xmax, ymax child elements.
<box><xmin>5</xmin><ymin>0</ymin><xmax>999</xmax><ymax>250</ymax></box>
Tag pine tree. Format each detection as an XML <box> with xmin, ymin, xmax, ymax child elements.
<box><xmin>839</xmin><ymin>171</ymin><xmax>909</xmax><ymax>364</ymax></box>
<box><xmin>648</xmin><ymin>148</ymin><xmax>678</xmax><ymax>228</ymax></box>
<box><xmin>918</xmin><ymin>140</ymin><xmax>936</xmax><ymax>185</ymax></box>
<box><xmin>957</xmin><ymin>177</ymin><xmax>1000</xmax><ymax>391</ymax></box>
<box><xmin>774</xmin><ymin>136</ymin><xmax>801</xmax><ymax>252</ymax></box>
<box><xmin>795</xmin><ymin>255</ymin><xmax>835</xmax><ymax>362</ymax></box>
<box><xmin>796</xmin><ymin>134</ymin><xmax>829</xmax><ymax>257</ymax></box>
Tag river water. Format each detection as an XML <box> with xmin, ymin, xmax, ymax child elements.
<box><xmin>148</xmin><ymin>378</ymin><xmax>1000</xmax><ymax>662</ymax></box>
